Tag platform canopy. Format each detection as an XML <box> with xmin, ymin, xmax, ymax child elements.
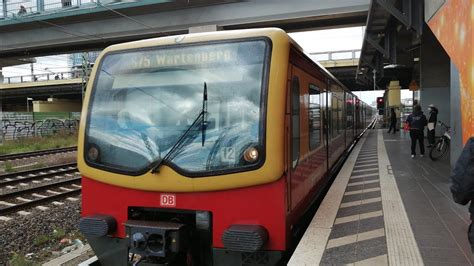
<box><xmin>356</xmin><ymin>0</ymin><xmax>424</xmax><ymax>91</ymax></box>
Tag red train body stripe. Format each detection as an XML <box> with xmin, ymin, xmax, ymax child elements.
<box><xmin>81</xmin><ymin>176</ymin><xmax>288</xmax><ymax>250</ymax></box>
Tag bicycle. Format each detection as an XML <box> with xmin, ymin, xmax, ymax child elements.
<box><xmin>429</xmin><ymin>121</ymin><xmax>451</xmax><ymax>161</ymax></box>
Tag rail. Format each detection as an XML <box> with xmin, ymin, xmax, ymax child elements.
<box><xmin>0</xmin><ymin>188</ymin><xmax>81</xmax><ymax>216</ymax></box>
<box><xmin>0</xmin><ymin>176</ymin><xmax>81</xmax><ymax>200</ymax></box>
<box><xmin>0</xmin><ymin>163</ymin><xmax>77</xmax><ymax>183</ymax></box>
<box><xmin>0</xmin><ymin>147</ymin><xmax>77</xmax><ymax>161</ymax></box>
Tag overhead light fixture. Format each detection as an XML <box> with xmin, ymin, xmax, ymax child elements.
<box><xmin>413</xmin><ymin>57</ymin><xmax>420</xmax><ymax>62</ymax></box>
<box><xmin>383</xmin><ymin>64</ymin><xmax>405</xmax><ymax>69</ymax></box>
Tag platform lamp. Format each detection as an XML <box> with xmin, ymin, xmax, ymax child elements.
<box><xmin>26</xmin><ymin>97</ymin><xmax>33</xmax><ymax>112</ymax></box>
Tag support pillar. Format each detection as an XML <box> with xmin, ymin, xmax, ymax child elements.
<box><xmin>387</xmin><ymin>80</ymin><xmax>401</xmax><ymax>121</ymax></box>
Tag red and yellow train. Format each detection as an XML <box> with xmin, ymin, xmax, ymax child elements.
<box><xmin>78</xmin><ymin>28</ymin><xmax>374</xmax><ymax>265</ymax></box>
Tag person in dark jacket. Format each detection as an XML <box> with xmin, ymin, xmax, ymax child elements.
<box><xmin>387</xmin><ymin>108</ymin><xmax>397</xmax><ymax>134</ymax></box>
<box><xmin>450</xmin><ymin>137</ymin><xmax>474</xmax><ymax>252</ymax></box>
<box><xmin>427</xmin><ymin>104</ymin><xmax>438</xmax><ymax>147</ymax></box>
<box><xmin>405</xmin><ymin>104</ymin><xmax>427</xmax><ymax>158</ymax></box>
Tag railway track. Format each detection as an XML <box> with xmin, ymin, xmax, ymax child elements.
<box><xmin>0</xmin><ymin>163</ymin><xmax>77</xmax><ymax>187</ymax></box>
<box><xmin>0</xmin><ymin>166</ymin><xmax>81</xmax><ymax>217</ymax></box>
<box><xmin>0</xmin><ymin>146</ymin><xmax>77</xmax><ymax>161</ymax></box>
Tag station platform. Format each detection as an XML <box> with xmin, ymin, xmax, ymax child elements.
<box><xmin>289</xmin><ymin>129</ymin><xmax>473</xmax><ymax>265</ymax></box>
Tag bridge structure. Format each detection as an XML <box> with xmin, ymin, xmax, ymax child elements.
<box><xmin>0</xmin><ymin>48</ymin><xmax>362</xmax><ymax>112</ymax></box>
<box><xmin>311</xmin><ymin>49</ymin><xmax>363</xmax><ymax>91</ymax></box>
<box><xmin>0</xmin><ymin>0</ymin><xmax>370</xmax><ymax>59</ymax></box>
<box><xmin>0</xmin><ymin>0</ymin><xmax>371</xmax><ymax>111</ymax></box>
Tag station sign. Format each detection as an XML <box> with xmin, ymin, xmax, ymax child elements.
<box><xmin>409</xmin><ymin>80</ymin><xmax>419</xmax><ymax>91</ymax></box>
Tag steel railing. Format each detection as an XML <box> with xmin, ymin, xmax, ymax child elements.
<box><xmin>1</xmin><ymin>0</ymin><xmax>95</xmax><ymax>20</ymax></box>
<box><xmin>310</xmin><ymin>49</ymin><xmax>361</xmax><ymax>62</ymax></box>
<box><xmin>2</xmin><ymin>69</ymin><xmax>91</xmax><ymax>84</ymax></box>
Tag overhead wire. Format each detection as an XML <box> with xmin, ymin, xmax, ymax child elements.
<box><xmin>93</xmin><ymin>1</ymin><xmax>164</xmax><ymax>34</ymax></box>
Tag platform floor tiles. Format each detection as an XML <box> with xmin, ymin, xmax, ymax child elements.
<box><xmin>321</xmin><ymin>131</ymin><xmax>388</xmax><ymax>265</ymax></box>
<box><xmin>383</xmin><ymin>130</ymin><xmax>473</xmax><ymax>265</ymax></box>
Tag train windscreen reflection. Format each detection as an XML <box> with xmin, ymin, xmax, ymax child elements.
<box><xmin>85</xmin><ymin>40</ymin><xmax>269</xmax><ymax>175</ymax></box>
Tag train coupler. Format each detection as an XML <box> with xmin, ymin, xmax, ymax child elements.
<box><xmin>124</xmin><ymin>220</ymin><xmax>189</xmax><ymax>263</ymax></box>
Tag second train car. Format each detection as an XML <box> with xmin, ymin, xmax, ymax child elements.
<box><xmin>78</xmin><ymin>28</ymin><xmax>375</xmax><ymax>265</ymax></box>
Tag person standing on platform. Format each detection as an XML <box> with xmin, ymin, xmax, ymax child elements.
<box><xmin>18</xmin><ymin>5</ymin><xmax>27</xmax><ymax>15</ymax></box>
<box><xmin>450</xmin><ymin>137</ymin><xmax>474</xmax><ymax>252</ymax></box>
<box><xmin>387</xmin><ymin>108</ymin><xmax>397</xmax><ymax>134</ymax></box>
<box><xmin>405</xmin><ymin>104</ymin><xmax>427</xmax><ymax>158</ymax></box>
<box><xmin>427</xmin><ymin>104</ymin><xmax>438</xmax><ymax>147</ymax></box>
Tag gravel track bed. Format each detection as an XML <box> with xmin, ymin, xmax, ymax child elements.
<box><xmin>0</xmin><ymin>174</ymin><xmax>81</xmax><ymax>196</ymax></box>
<box><xmin>0</xmin><ymin>199</ymin><xmax>83</xmax><ymax>265</ymax></box>
<box><xmin>0</xmin><ymin>151</ymin><xmax>77</xmax><ymax>174</ymax></box>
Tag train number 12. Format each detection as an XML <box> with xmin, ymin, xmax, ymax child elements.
<box><xmin>221</xmin><ymin>147</ymin><xmax>235</xmax><ymax>163</ymax></box>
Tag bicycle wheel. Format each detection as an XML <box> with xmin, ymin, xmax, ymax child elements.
<box><xmin>430</xmin><ymin>138</ymin><xmax>449</xmax><ymax>161</ymax></box>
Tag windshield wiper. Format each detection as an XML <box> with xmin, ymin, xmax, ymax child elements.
<box><xmin>150</xmin><ymin>82</ymin><xmax>208</xmax><ymax>173</ymax></box>
<box><xmin>202</xmin><ymin>82</ymin><xmax>208</xmax><ymax>146</ymax></box>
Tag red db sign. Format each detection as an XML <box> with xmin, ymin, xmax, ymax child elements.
<box><xmin>160</xmin><ymin>194</ymin><xmax>176</xmax><ymax>207</ymax></box>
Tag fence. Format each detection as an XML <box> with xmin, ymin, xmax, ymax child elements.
<box><xmin>0</xmin><ymin>112</ymin><xmax>81</xmax><ymax>142</ymax></box>
<box><xmin>1</xmin><ymin>0</ymin><xmax>95</xmax><ymax>19</ymax></box>
<box><xmin>3</xmin><ymin>71</ymin><xmax>74</xmax><ymax>84</ymax></box>
<box><xmin>310</xmin><ymin>50</ymin><xmax>361</xmax><ymax>61</ymax></box>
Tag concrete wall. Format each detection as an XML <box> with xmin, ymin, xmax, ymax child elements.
<box><xmin>420</xmin><ymin>25</ymin><xmax>450</xmax><ymax>88</ymax></box>
<box><xmin>424</xmin><ymin>0</ymin><xmax>446</xmax><ymax>21</ymax></box>
<box><xmin>420</xmin><ymin>87</ymin><xmax>450</xmax><ymax>136</ymax></box>
<box><xmin>33</xmin><ymin>99</ymin><xmax>82</xmax><ymax>112</ymax></box>
<box><xmin>450</xmin><ymin>63</ymin><xmax>463</xmax><ymax>167</ymax></box>
<box><xmin>420</xmin><ymin>25</ymin><xmax>450</xmax><ymax>137</ymax></box>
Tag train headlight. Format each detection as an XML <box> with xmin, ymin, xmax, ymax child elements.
<box><xmin>87</xmin><ymin>145</ymin><xmax>100</xmax><ymax>161</ymax></box>
<box><xmin>243</xmin><ymin>147</ymin><xmax>259</xmax><ymax>163</ymax></box>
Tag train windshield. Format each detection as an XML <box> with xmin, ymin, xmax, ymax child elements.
<box><xmin>85</xmin><ymin>39</ymin><xmax>270</xmax><ymax>175</ymax></box>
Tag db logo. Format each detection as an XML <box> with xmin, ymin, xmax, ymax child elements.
<box><xmin>160</xmin><ymin>194</ymin><xmax>176</xmax><ymax>207</ymax></box>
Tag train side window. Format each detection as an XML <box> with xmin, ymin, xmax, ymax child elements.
<box><xmin>291</xmin><ymin>76</ymin><xmax>300</xmax><ymax>168</ymax></box>
<box><xmin>309</xmin><ymin>84</ymin><xmax>321</xmax><ymax>150</ymax></box>
<box><xmin>337</xmin><ymin>98</ymin><xmax>342</xmax><ymax>135</ymax></box>
<box><xmin>346</xmin><ymin>95</ymin><xmax>353</xmax><ymax>129</ymax></box>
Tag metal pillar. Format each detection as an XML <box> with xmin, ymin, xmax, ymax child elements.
<box><xmin>37</xmin><ymin>0</ymin><xmax>44</xmax><ymax>12</ymax></box>
<box><xmin>81</xmin><ymin>52</ymin><xmax>90</xmax><ymax>100</ymax></box>
<box><xmin>373</xmin><ymin>70</ymin><xmax>377</xmax><ymax>91</ymax></box>
<box><xmin>2</xmin><ymin>0</ymin><xmax>7</xmax><ymax>18</ymax></box>
<box><xmin>30</xmin><ymin>63</ymin><xmax>34</xmax><ymax>81</ymax></box>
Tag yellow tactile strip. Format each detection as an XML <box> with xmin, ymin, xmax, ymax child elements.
<box><xmin>377</xmin><ymin>130</ymin><xmax>423</xmax><ymax>265</ymax></box>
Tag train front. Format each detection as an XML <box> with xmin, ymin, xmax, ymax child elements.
<box><xmin>77</xmin><ymin>29</ymin><xmax>289</xmax><ymax>266</ymax></box>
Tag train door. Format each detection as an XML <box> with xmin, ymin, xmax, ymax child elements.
<box><xmin>321</xmin><ymin>85</ymin><xmax>330</xmax><ymax>175</ymax></box>
<box><xmin>288</xmin><ymin>69</ymin><xmax>301</xmax><ymax>212</ymax></box>
<box><xmin>287</xmin><ymin>64</ymin><xmax>328</xmax><ymax>217</ymax></box>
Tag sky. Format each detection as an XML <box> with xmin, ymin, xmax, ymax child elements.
<box><xmin>289</xmin><ymin>26</ymin><xmax>365</xmax><ymax>53</ymax></box>
<box><xmin>2</xmin><ymin>54</ymin><xmax>71</xmax><ymax>82</ymax></box>
<box><xmin>289</xmin><ymin>27</ymin><xmax>412</xmax><ymax>106</ymax></box>
<box><xmin>2</xmin><ymin>26</ymin><xmax>412</xmax><ymax>105</ymax></box>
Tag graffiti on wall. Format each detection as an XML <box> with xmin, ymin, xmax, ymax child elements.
<box><xmin>0</xmin><ymin>112</ymin><xmax>80</xmax><ymax>141</ymax></box>
<box><xmin>427</xmin><ymin>0</ymin><xmax>473</xmax><ymax>143</ymax></box>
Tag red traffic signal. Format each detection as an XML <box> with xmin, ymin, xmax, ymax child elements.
<box><xmin>376</xmin><ymin>97</ymin><xmax>384</xmax><ymax>109</ymax></box>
